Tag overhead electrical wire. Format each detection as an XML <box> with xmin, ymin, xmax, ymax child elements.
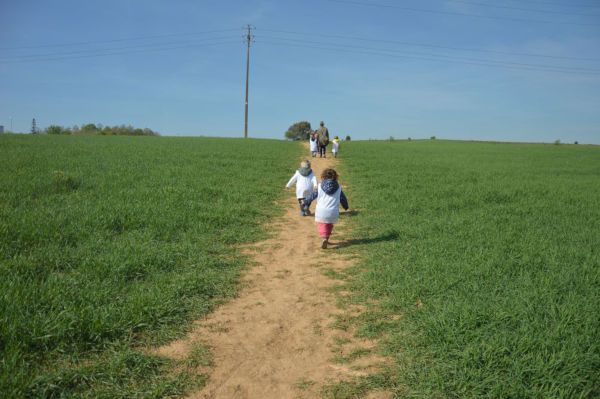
<box><xmin>0</xmin><ymin>35</ymin><xmax>242</xmax><ymax>61</ymax></box>
<box><xmin>257</xmin><ymin>35</ymin><xmax>600</xmax><ymax>74</ymax></box>
<box><xmin>0</xmin><ymin>28</ymin><xmax>242</xmax><ymax>51</ymax></box>
<box><xmin>500</xmin><ymin>0</ymin><xmax>600</xmax><ymax>9</ymax></box>
<box><xmin>325</xmin><ymin>0</ymin><xmax>600</xmax><ymax>26</ymax></box>
<box><xmin>259</xmin><ymin>39</ymin><xmax>600</xmax><ymax>75</ymax></box>
<box><xmin>0</xmin><ymin>40</ymin><xmax>241</xmax><ymax>64</ymax></box>
<box><xmin>260</xmin><ymin>28</ymin><xmax>600</xmax><ymax>62</ymax></box>
<box><xmin>444</xmin><ymin>0</ymin><xmax>599</xmax><ymax>17</ymax></box>
<box><xmin>2</xmin><ymin>24</ymin><xmax>598</xmax><ymax>76</ymax></box>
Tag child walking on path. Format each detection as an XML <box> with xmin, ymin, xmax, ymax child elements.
<box><xmin>331</xmin><ymin>136</ymin><xmax>340</xmax><ymax>158</ymax></box>
<box><xmin>304</xmin><ymin>168</ymin><xmax>349</xmax><ymax>249</ymax></box>
<box><xmin>286</xmin><ymin>160</ymin><xmax>318</xmax><ymax>216</ymax></box>
<box><xmin>309</xmin><ymin>133</ymin><xmax>318</xmax><ymax>158</ymax></box>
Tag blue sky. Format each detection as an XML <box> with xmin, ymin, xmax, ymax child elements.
<box><xmin>1</xmin><ymin>0</ymin><xmax>599</xmax><ymax>143</ymax></box>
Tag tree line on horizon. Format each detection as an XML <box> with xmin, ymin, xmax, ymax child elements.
<box><xmin>43</xmin><ymin>123</ymin><xmax>160</xmax><ymax>136</ymax></box>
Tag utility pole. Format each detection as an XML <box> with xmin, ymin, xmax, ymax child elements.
<box><xmin>31</xmin><ymin>118</ymin><xmax>37</xmax><ymax>134</ymax></box>
<box><xmin>244</xmin><ymin>24</ymin><xmax>254</xmax><ymax>138</ymax></box>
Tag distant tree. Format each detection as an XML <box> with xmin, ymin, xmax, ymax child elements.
<box><xmin>81</xmin><ymin>123</ymin><xmax>98</xmax><ymax>135</ymax></box>
<box><xmin>408</xmin><ymin>137</ymin><xmax>412</xmax><ymax>141</ymax></box>
<box><xmin>31</xmin><ymin>118</ymin><xmax>37</xmax><ymax>134</ymax></box>
<box><xmin>389</xmin><ymin>136</ymin><xmax>395</xmax><ymax>141</ymax></box>
<box><xmin>574</xmin><ymin>141</ymin><xmax>578</xmax><ymax>145</ymax></box>
<box><xmin>345</xmin><ymin>135</ymin><xmax>351</xmax><ymax>141</ymax></box>
<box><xmin>46</xmin><ymin>125</ymin><xmax>69</xmax><ymax>135</ymax></box>
<box><xmin>430</xmin><ymin>136</ymin><xmax>436</xmax><ymax>140</ymax></box>
<box><xmin>285</xmin><ymin>121</ymin><xmax>312</xmax><ymax>140</ymax></box>
<box><xmin>554</xmin><ymin>139</ymin><xmax>561</xmax><ymax>145</ymax></box>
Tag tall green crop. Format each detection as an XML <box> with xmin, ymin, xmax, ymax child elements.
<box><xmin>0</xmin><ymin>135</ymin><xmax>299</xmax><ymax>397</ymax></box>
<box><xmin>335</xmin><ymin>140</ymin><xmax>600</xmax><ymax>398</ymax></box>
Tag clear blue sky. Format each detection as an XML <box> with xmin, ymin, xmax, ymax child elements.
<box><xmin>1</xmin><ymin>0</ymin><xmax>599</xmax><ymax>143</ymax></box>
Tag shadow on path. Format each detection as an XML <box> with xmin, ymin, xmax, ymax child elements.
<box><xmin>330</xmin><ymin>230</ymin><xmax>400</xmax><ymax>249</ymax></box>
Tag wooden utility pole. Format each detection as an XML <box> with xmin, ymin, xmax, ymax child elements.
<box><xmin>244</xmin><ymin>25</ymin><xmax>254</xmax><ymax>138</ymax></box>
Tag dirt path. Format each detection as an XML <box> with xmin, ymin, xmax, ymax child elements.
<box><xmin>156</xmin><ymin>150</ymin><xmax>387</xmax><ymax>398</ymax></box>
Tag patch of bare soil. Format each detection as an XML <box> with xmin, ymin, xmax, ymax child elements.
<box><xmin>155</xmin><ymin>150</ymin><xmax>389</xmax><ymax>398</ymax></box>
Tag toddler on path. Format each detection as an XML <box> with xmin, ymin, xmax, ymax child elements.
<box><xmin>304</xmin><ymin>168</ymin><xmax>349</xmax><ymax>248</ymax></box>
<box><xmin>309</xmin><ymin>133</ymin><xmax>318</xmax><ymax>158</ymax></box>
<box><xmin>286</xmin><ymin>160</ymin><xmax>318</xmax><ymax>216</ymax></box>
<box><xmin>331</xmin><ymin>136</ymin><xmax>340</xmax><ymax>158</ymax></box>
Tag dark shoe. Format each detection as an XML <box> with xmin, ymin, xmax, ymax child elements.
<box><xmin>321</xmin><ymin>239</ymin><xmax>328</xmax><ymax>249</ymax></box>
<box><xmin>300</xmin><ymin>210</ymin><xmax>306</xmax><ymax>216</ymax></box>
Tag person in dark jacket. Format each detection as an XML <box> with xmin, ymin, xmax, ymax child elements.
<box><xmin>316</xmin><ymin>121</ymin><xmax>329</xmax><ymax>158</ymax></box>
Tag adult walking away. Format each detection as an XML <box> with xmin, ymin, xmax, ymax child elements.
<box><xmin>316</xmin><ymin>121</ymin><xmax>329</xmax><ymax>158</ymax></box>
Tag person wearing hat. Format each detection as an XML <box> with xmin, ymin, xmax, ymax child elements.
<box><xmin>285</xmin><ymin>160</ymin><xmax>318</xmax><ymax>216</ymax></box>
<box><xmin>315</xmin><ymin>121</ymin><xmax>330</xmax><ymax>158</ymax></box>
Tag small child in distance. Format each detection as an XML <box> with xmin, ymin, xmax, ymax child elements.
<box><xmin>331</xmin><ymin>136</ymin><xmax>340</xmax><ymax>158</ymax></box>
<box><xmin>286</xmin><ymin>160</ymin><xmax>318</xmax><ymax>216</ymax></box>
<box><xmin>309</xmin><ymin>132</ymin><xmax>318</xmax><ymax>158</ymax></box>
<box><xmin>304</xmin><ymin>168</ymin><xmax>349</xmax><ymax>249</ymax></box>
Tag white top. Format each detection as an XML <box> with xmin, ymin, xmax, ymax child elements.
<box><xmin>310</xmin><ymin>139</ymin><xmax>318</xmax><ymax>152</ymax></box>
<box><xmin>286</xmin><ymin>170</ymin><xmax>317</xmax><ymax>199</ymax></box>
<box><xmin>332</xmin><ymin>141</ymin><xmax>339</xmax><ymax>152</ymax></box>
<box><xmin>315</xmin><ymin>185</ymin><xmax>342</xmax><ymax>224</ymax></box>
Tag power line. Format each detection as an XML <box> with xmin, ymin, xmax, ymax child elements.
<box><xmin>0</xmin><ymin>28</ymin><xmax>241</xmax><ymax>51</ymax></box>
<box><xmin>325</xmin><ymin>0</ymin><xmax>600</xmax><ymax>26</ymax></box>
<box><xmin>259</xmin><ymin>34</ymin><xmax>600</xmax><ymax>73</ymax></box>
<box><xmin>0</xmin><ymin>40</ymin><xmax>240</xmax><ymax>64</ymax></box>
<box><xmin>260</xmin><ymin>28</ymin><xmax>600</xmax><ymax>62</ymax></box>
<box><xmin>501</xmin><ymin>0</ymin><xmax>600</xmax><ymax>9</ymax></box>
<box><xmin>445</xmin><ymin>0</ymin><xmax>599</xmax><ymax>17</ymax></box>
<box><xmin>258</xmin><ymin>38</ymin><xmax>600</xmax><ymax>75</ymax></box>
<box><xmin>0</xmin><ymin>35</ymin><xmax>242</xmax><ymax>62</ymax></box>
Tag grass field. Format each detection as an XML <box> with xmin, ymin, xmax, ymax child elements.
<box><xmin>332</xmin><ymin>140</ymin><xmax>600</xmax><ymax>398</ymax></box>
<box><xmin>0</xmin><ymin>135</ymin><xmax>298</xmax><ymax>397</ymax></box>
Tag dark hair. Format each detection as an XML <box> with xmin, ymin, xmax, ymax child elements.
<box><xmin>321</xmin><ymin>168</ymin><xmax>338</xmax><ymax>180</ymax></box>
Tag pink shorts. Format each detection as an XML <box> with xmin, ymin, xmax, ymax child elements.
<box><xmin>318</xmin><ymin>223</ymin><xmax>334</xmax><ymax>239</ymax></box>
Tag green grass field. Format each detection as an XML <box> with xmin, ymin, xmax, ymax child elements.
<box><xmin>2</xmin><ymin>135</ymin><xmax>599</xmax><ymax>398</ymax></box>
<box><xmin>333</xmin><ymin>140</ymin><xmax>600</xmax><ymax>398</ymax></box>
<box><xmin>0</xmin><ymin>135</ymin><xmax>298</xmax><ymax>397</ymax></box>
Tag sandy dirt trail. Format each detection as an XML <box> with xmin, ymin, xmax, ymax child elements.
<box><xmin>156</xmin><ymin>151</ymin><xmax>388</xmax><ymax>398</ymax></box>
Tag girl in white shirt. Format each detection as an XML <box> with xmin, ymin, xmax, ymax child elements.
<box><xmin>304</xmin><ymin>168</ymin><xmax>349</xmax><ymax>248</ymax></box>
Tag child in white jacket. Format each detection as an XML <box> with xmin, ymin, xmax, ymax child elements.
<box><xmin>309</xmin><ymin>133</ymin><xmax>318</xmax><ymax>157</ymax></box>
<box><xmin>304</xmin><ymin>168</ymin><xmax>349</xmax><ymax>248</ymax></box>
<box><xmin>286</xmin><ymin>160</ymin><xmax>318</xmax><ymax>216</ymax></box>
